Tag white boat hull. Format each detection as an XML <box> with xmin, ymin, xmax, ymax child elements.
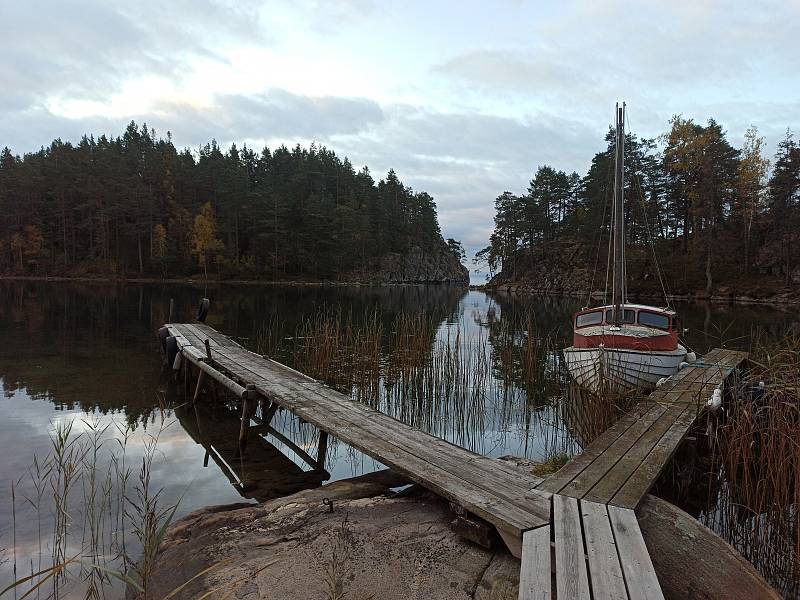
<box><xmin>564</xmin><ymin>344</ymin><xmax>687</xmax><ymax>394</ymax></box>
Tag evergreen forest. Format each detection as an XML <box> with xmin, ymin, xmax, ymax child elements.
<box><xmin>480</xmin><ymin>117</ymin><xmax>800</xmax><ymax>298</ymax></box>
<box><xmin>0</xmin><ymin>122</ymin><xmax>460</xmax><ymax>281</ymax></box>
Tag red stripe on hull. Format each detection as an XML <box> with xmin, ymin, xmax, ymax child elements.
<box><xmin>572</xmin><ymin>331</ymin><xmax>678</xmax><ymax>351</ymax></box>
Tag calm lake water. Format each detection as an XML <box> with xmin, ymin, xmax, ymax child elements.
<box><xmin>1</xmin><ymin>280</ymin><xmax>798</xmax><ymax>597</ymax></box>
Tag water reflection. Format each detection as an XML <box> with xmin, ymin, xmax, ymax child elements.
<box><xmin>174</xmin><ymin>395</ymin><xmax>328</xmax><ymax>502</ymax></box>
<box><xmin>2</xmin><ymin>280</ymin><xmax>800</xmax><ymax>596</ymax></box>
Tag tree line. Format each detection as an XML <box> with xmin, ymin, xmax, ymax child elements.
<box><xmin>0</xmin><ymin>122</ymin><xmax>461</xmax><ymax>280</ymax></box>
<box><xmin>478</xmin><ymin>117</ymin><xmax>800</xmax><ymax>296</ymax></box>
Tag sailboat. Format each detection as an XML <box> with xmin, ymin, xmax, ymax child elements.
<box><xmin>564</xmin><ymin>103</ymin><xmax>687</xmax><ymax>394</ymax></box>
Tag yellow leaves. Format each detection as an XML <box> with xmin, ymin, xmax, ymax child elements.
<box><xmin>9</xmin><ymin>225</ymin><xmax>44</xmax><ymax>258</ymax></box>
<box><xmin>737</xmin><ymin>127</ymin><xmax>770</xmax><ymax>203</ymax></box>
<box><xmin>6</xmin><ymin>225</ymin><xmax>45</xmax><ymax>271</ymax></box>
<box><xmin>191</xmin><ymin>202</ymin><xmax>224</xmax><ymax>266</ymax></box>
<box><xmin>152</xmin><ymin>223</ymin><xmax>167</xmax><ymax>260</ymax></box>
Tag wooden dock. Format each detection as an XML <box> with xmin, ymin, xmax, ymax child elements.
<box><xmin>164</xmin><ymin>322</ymin><xmax>550</xmax><ymax>555</ymax></box>
<box><xmin>521</xmin><ymin>347</ymin><xmax>747</xmax><ymax>600</ymax></box>
<box><xmin>538</xmin><ymin>348</ymin><xmax>748</xmax><ymax>508</ymax></box>
<box><xmin>161</xmin><ymin>322</ymin><xmax>747</xmax><ymax>600</ymax></box>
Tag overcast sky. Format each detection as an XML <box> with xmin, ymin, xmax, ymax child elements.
<box><xmin>2</xmin><ymin>0</ymin><xmax>799</xmax><ymax>263</ymax></box>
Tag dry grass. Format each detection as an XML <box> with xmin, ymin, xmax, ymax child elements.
<box><xmin>256</xmin><ymin>308</ymin><xmax>599</xmax><ymax>461</ymax></box>
<box><xmin>709</xmin><ymin>333</ymin><xmax>800</xmax><ymax>595</ymax></box>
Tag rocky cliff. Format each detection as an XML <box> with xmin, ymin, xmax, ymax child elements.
<box><xmin>484</xmin><ymin>240</ymin><xmax>800</xmax><ymax>304</ymax></box>
<box><xmin>349</xmin><ymin>244</ymin><xmax>469</xmax><ymax>284</ymax></box>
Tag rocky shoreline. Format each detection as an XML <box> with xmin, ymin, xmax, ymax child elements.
<box><xmin>133</xmin><ymin>464</ymin><xmax>778</xmax><ymax>600</ymax></box>
<box><xmin>476</xmin><ymin>282</ymin><xmax>800</xmax><ymax>306</ymax></box>
<box><xmin>1</xmin><ymin>246</ymin><xmax>470</xmax><ymax>287</ymax></box>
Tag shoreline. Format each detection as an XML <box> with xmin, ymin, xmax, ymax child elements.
<box><xmin>2</xmin><ymin>274</ymin><xmax>797</xmax><ymax>305</ymax></box>
<box><xmin>474</xmin><ymin>283</ymin><xmax>800</xmax><ymax>307</ymax></box>
<box><xmin>0</xmin><ymin>274</ymin><xmax>470</xmax><ymax>287</ymax></box>
<box><xmin>133</xmin><ymin>466</ymin><xmax>779</xmax><ymax>599</ymax></box>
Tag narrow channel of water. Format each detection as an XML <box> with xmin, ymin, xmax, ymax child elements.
<box><xmin>0</xmin><ymin>281</ymin><xmax>797</xmax><ymax>597</ymax></box>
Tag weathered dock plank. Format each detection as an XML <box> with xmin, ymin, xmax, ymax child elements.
<box><xmin>518</xmin><ymin>526</ymin><xmax>552</xmax><ymax>600</ymax></box>
<box><xmin>164</xmin><ymin>323</ymin><xmax>748</xmax><ymax>600</ymax></box>
<box><xmin>519</xmin><ymin>497</ymin><xmax>664</xmax><ymax>600</ymax></box>
<box><xmin>608</xmin><ymin>506</ymin><xmax>664</xmax><ymax>600</ymax></box>
<box><xmin>581</xmin><ymin>501</ymin><xmax>627</xmax><ymax>600</ymax></box>
<box><xmin>539</xmin><ymin>348</ymin><xmax>747</xmax><ymax>508</ymax></box>
<box><xmin>553</xmin><ymin>495</ymin><xmax>590</xmax><ymax>600</ymax></box>
<box><xmin>167</xmin><ymin>322</ymin><xmax>550</xmax><ymax>548</ymax></box>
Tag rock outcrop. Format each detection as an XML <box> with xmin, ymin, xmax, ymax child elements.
<box><xmin>135</xmin><ymin>465</ymin><xmax>779</xmax><ymax>600</ymax></box>
<box><xmin>347</xmin><ymin>244</ymin><xmax>469</xmax><ymax>284</ymax></box>
<box><xmin>378</xmin><ymin>246</ymin><xmax>469</xmax><ymax>284</ymax></box>
<box><xmin>133</xmin><ymin>470</ymin><xmax>516</xmax><ymax>600</ymax></box>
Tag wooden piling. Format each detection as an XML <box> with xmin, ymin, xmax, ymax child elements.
<box><xmin>316</xmin><ymin>431</ymin><xmax>329</xmax><ymax>471</ymax></box>
<box><xmin>193</xmin><ymin>371</ymin><xmax>206</xmax><ymax>403</ymax></box>
<box><xmin>238</xmin><ymin>384</ymin><xmax>258</xmax><ymax>455</ymax></box>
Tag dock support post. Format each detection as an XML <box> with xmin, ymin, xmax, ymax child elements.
<box><xmin>183</xmin><ymin>359</ymin><xmax>190</xmax><ymax>397</ymax></box>
<box><xmin>193</xmin><ymin>371</ymin><xmax>206</xmax><ymax>403</ymax></box>
<box><xmin>316</xmin><ymin>431</ymin><xmax>329</xmax><ymax>471</ymax></box>
<box><xmin>239</xmin><ymin>385</ymin><xmax>257</xmax><ymax>455</ymax></box>
<box><xmin>262</xmin><ymin>401</ymin><xmax>279</xmax><ymax>426</ymax></box>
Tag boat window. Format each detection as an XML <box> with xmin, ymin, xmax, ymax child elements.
<box><xmin>605</xmin><ymin>309</ymin><xmax>636</xmax><ymax>324</ymax></box>
<box><xmin>576</xmin><ymin>311</ymin><xmax>603</xmax><ymax>328</ymax></box>
<box><xmin>638</xmin><ymin>311</ymin><xmax>670</xmax><ymax>329</ymax></box>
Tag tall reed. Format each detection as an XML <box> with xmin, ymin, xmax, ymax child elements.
<box><xmin>709</xmin><ymin>333</ymin><xmax>800</xmax><ymax>596</ymax></box>
<box><xmin>4</xmin><ymin>409</ymin><xmax>179</xmax><ymax>600</ymax></box>
<box><xmin>255</xmin><ymin>307</ymin><xmax>575</xmax><ymax>459</ymax></box>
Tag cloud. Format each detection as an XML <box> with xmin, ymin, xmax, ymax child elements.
<box><xmin>327</xmin><ymin>105</ymin><xmax>599</xmax><ymax>256</ymax></box>
<box><xmin>0</xmin><ymin>90</ymin><xmax>384</xmax><ymax>154</ymax></box>
<box><xmin>0</xmin><ymin>0</ymin><xmax>267</xmax><ymax>112</ymax></box>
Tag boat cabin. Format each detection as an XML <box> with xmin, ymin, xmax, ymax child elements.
<box><xmin>571</xmin><ymin>304</ymin><xmax>679</xmax><ymax>351</ymax></box>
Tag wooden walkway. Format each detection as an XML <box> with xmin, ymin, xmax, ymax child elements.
<box><xmin>165</xmin><ymin>322</ymin><xmax>550</xmax><ymax>555</ymax></box>
<box><xmin>162</xmin><ymin>323</ymin><xmax>746</xmax><ymax>600</ymax></box>
<box><xmin>520</xmin><ymin>347</ymin><xmax>747</xmax><ymax>600</ymax></box>
<box><xmin>537</xmin><ymin>348</ymin><xmax>748</xmax><ymax>508</ymax></box>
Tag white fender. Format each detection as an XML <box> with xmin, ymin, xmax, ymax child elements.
<box><xmin>707</xmin><ymin>387</ymin><xmax>723</xmax><ymax>411</ymax></box>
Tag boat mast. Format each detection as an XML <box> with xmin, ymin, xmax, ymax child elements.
<box><xmin>611</xmin><ymin>102</ymin><xmax>625</xmax><ymax>327</ymax></box>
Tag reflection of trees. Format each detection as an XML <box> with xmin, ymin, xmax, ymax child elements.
<box><xmin>482</xmin><ymin>292</ymin><xmax>577</xmax><ymax>406</ymax></box>
<box><xmin>0</xmin><ymin>281</ymin><xmax>466</xmax><ymax>426</ymax></box>
<box><xmin>0</xmin><ymin>281</ymin><xmax>166</xmax><ymax>425</ymax></box>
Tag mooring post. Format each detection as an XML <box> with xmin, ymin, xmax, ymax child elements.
<box><xmin>238</xmin><ymin>385</ymin><xmax>257</xmax><ymax>455</ymax></box>
<box><xmin>316</xmin><ymin>431</ymin><xmax>329</xmax><ymax>471</ymax></box>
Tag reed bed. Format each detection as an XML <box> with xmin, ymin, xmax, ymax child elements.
<box><xmin>256</xmin><ymin>307</ymin><xmax>592</xmax><ymax>463</ymax></box>
<box><xmin>4</xmin><ymin>410</ymin><xmax>178</xmax><ymax>600</ymax></box>
<box><xmin>707</xmin><ymin>333</ymin><xmax>800</xmax><ymax>595</ymax></box>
